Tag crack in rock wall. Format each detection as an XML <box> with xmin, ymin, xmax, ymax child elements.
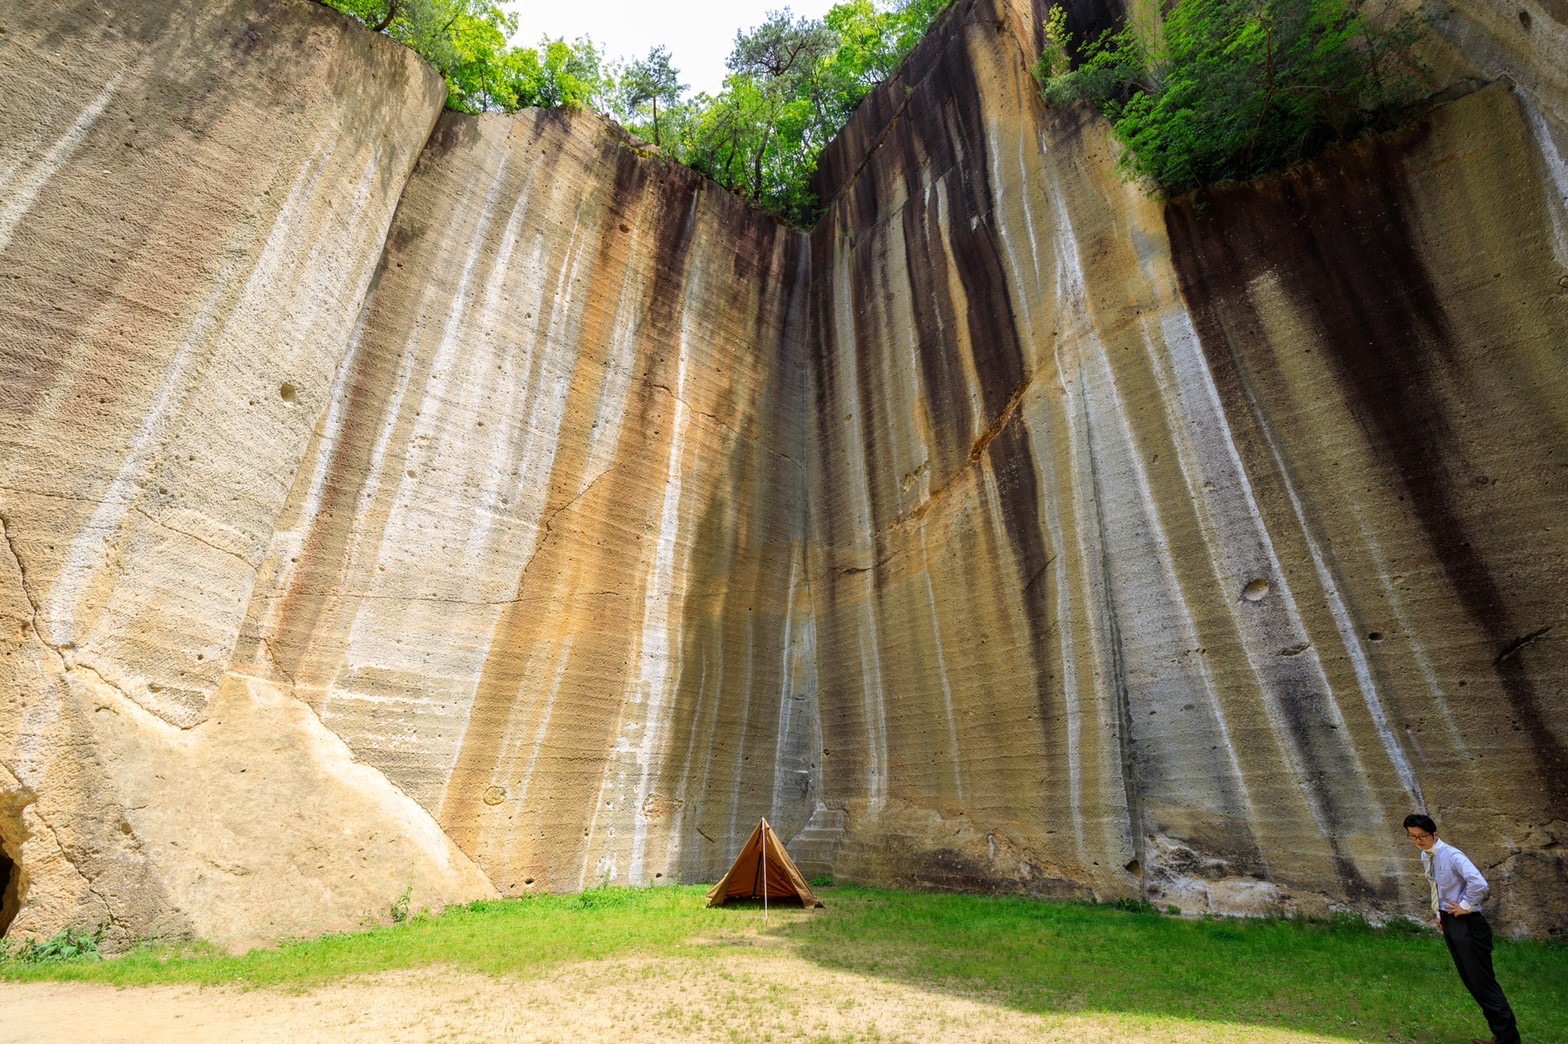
<box><xmin>2</xmin><ymin>0</ymin><xmax>1565</xmax><ymax>948</ymax></box>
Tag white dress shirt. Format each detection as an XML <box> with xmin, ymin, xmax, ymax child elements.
<box><xmin>1422</xmin><ymin>838</ymin><xmax>1490</xmax><ymax>916</ymax></box>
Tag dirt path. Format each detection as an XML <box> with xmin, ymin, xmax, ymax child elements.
<box><xmin>0</xmin><ymin>945</ymin><xmax>1342</xmax><ymax>1043</ymax></box>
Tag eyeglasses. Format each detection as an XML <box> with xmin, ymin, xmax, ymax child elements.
<box><xmin>1406</xmin><ymin>831</ymin><xmax>1434</xmax><ymax>841</ymax></box>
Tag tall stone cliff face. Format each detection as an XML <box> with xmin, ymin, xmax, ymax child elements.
<box><xmin>2</xmin><ymin>0</ymin><xmax>1565</xmax><ymax>948</ymax></box>
<box><xmin>234</xmin><ymin>109</ymin><xmax>817</xmax><ymax>898</ymax></box>
<box><xmin>0</xmin><ymin>0</ymin><xmax>490</xmax><ymax>949</ymax></box>
<box><xmin>801</xmin><ymin>0</ymin><xmax>1568</xmax><ymax>931</ymax></box>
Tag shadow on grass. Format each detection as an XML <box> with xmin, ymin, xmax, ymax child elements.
<box><xmin>764</xmin><ymin>885</ymin><xmax>1568</xmax><ymax>1044</ymax></box>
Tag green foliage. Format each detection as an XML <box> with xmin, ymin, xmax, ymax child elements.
<box><xmin>1030</xmin><ymin>4</ymin><xmax>1073</xmax><ymax>85</ymax></box>
<box><xmin>318</xmin><ymin>0</ymin><xmax>609</xmax><ymax>113</ymax></box>
<box><xmin>0</xmin><ymin>925</ymin><xmax>103</xmax><ymax>964</ymax></box>
<box><xmin>389</xmin><ymin>886</ymin><xmax>413</xmax><ymax>924</ymax></box>
<box><xmin>1036</xmin><ymin>0</ymin><xmax>1431</xmax><ymax>193</ymax></box>
<box><xmin>666</xmin><ymin>0</ymin><xmax>952</xmax><ymax>223</ymax></box>
<box><xmin>1109</xmin><ymin>896</ymin><xmax>1159</xmax><ymax>914</ymax></box>
<box><xmin>322</xmin><ymin>0</ymin><xmax>951</xmax><ymax>223</ymax></box>
<box><xmin>506</xmin><ymin>36</ymin><xmax>611</xmax><ymax>111</ymax></box>
<box><xmin>673</xmin><ymin>9</ymin><xmax>839</xmax><ymax>218</ymax></box>
<box><xmin>0</xmin><ymin>888</ymin><xmax>722</xmax><ymax>988</ymax></box>
<box><xmin>570</xmin><ymin>883</ymin><xmax>645</xmax><ymax>911</ymax></box>
<box><xmin>618</xmin><ymin>46</ymin><xmax>685</xmax><ymax>147</ymax></box>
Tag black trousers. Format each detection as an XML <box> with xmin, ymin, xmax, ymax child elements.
<box><xmin>1441</xmin><ymin>911</ymin><xmax>1519</xmax><ymax>1043</ymax></box>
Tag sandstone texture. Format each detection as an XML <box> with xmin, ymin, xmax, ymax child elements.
<box><xmin>0</xmin><ymin>0</ymin><xmax>492</xmax><ymax>949</ymax></box>
<box><xmin>235</xmin><ymin>109</ymin><xmax>817</xmax><ymax>898</ymax></box>
<box><xmin>1</xmin><ymin>0</ymin><xmax>1565</xmax><ymax>949</ymax></box>
<box><xmin>804</xmin><ymin>0</ymin><xmax>1568</xmax><ymax>931</ymax></box>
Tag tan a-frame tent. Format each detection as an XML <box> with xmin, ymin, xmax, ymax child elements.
<box><xmin>705</xmin><ymin>818</ymin><xmax>824</xmax><ymax>908</ymax></box>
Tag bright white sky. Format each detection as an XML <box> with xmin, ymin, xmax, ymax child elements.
<box><xmin>506</xmin><ymin>1</ymin><xmax>839</xmax><ymax>97</ymax></box>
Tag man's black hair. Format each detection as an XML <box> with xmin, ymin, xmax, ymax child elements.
<box><xmin>1404</xmin><ymin>813</ymin><xmax>1437</xmax><ymax>834</ymax></box>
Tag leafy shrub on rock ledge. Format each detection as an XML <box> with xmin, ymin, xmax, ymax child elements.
<box><xmin>1034</xmin><ymin>0</ymin><xmax>1433</xmax><ymax>194</ymax></box>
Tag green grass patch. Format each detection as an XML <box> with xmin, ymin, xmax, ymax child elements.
<box><xmin>3</xmin><ymin>884</ymin><xmax>1564</xmax><ymax>1042</ymax></box>
<box><xmin>0</xmin><ymin>886</ymin><xmax>721</xmax><ymax>991</ymax></box>
<box><xmin>779</xmin><ymin>888</ymin><xmax>1568</xmax><ymax>1040</ymax></box>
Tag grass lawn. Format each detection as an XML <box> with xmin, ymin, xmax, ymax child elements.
<box><xmin>3</xmin><ymin>885</ymin><xmax>1563</xmax><ymax>1042</ymax></box>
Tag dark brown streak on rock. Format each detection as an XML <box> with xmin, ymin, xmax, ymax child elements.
<box><xmin>1076</xmin><ymin>374</ymin><xmax>1153</xmax><ymax>878</ymax></box>
<box><xmin>806</xmin><ymin>226</ymin><xmax>846</xmax><ymax>600</ymax></box>
<box><xmin>967</xmin><ymin>379</ymin><xmax>1031</xmax><ymax>469</ymax></box>
<box><xmin>879</xmin><ymin>370</ymin><xmax>1038</xmax><ymax>542</ymax></box>
<box><xmin>900</xmin><ymin>157</ymin><xmax>973</xmax><ymax>479</ymax></box>
<box><xmin>673</xmin><ymin>228</ymin><xmax>802</xmax><ymax>858</ymax></box>
<box><xmin>1164</xmin><ymin>169</ymin><xmax>1414</xmax><ymax>902</ymax></box>
<box><xmin>809</xmin><ymin>0</ymin><xmax>971</xmax><ymax>208</ymax></box>
<box><xmin>606</xmin><ymin>128</ymin><xmax>652</xmax><ymax>223</ymax></box>
<box><xmin>851</xmin><ymin>217</ymin><xmax>894</xmax><ymax>528</ymax></box>
<box><xmin>419</xmin><ymin>108</ymin><xmax>484</xmax><ymax>163</ymax></box>
<box><xmin>988</xmin><ymin>417</ymin><xmax>1063</xmax><ymax>771</ymax></box>
<box><xmin>264</xmin><ymin>311</ymin><xmax>400</xmax><ymax>691</ymax></box>
<box><xmin>671</xmin><ymin>490</ymin><xmax>744</xmax><ymax>877</ymax></box>
<box><xmin>934</xmin><ymin>25</ymin><xmax>1028</xmax><ymax>421</ymax></box>
<box><xmin>1165</xmin><ymin>122</ymin><xmax>1568</xmax><ymax>815</ymax></box>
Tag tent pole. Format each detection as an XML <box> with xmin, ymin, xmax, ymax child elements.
<box><xmin>762</xmin><ymin>821</ymin><xmax>769</xmax><ymax>927</ymax></box>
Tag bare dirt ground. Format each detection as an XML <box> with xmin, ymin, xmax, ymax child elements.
<box><xmin>0</xmin><ymin>939</ymin><xmax>1341</xmax><ymax>1044</ymax></box>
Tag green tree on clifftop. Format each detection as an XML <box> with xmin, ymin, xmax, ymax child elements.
<box><xmin>320</xmin><ymin>0</ymin><xmax>609</xmax><ymax>112</ymax></box>
<box><xmin>320</xmin><ymin>0</ymin><xmax>953</xmax><ymax>223</ymax></box>
<box><xmin>618</xmin><ymin>46</ymin><xmax>685</xmax><ymax>147</ymax></box>
<box><xmin>669</xmin><ymin>0</ymin><xmax>951</xmax><ymax>220</ymax></box>
<box><xmin>322</xmin><ymin>0</ymin><xmax>516</xmax><ymax>111</ymax></box>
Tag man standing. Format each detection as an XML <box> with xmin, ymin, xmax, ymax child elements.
<box><xmin>1404</xmin><ymin>813</ymin><xmax>1521</xmax><ymax>1044</ymax></box>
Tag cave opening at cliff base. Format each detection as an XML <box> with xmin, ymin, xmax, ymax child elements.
<box><xmin>0</xmin><ymin>842</ymin><xmax>20</xmax><ymax>937</ymax></box>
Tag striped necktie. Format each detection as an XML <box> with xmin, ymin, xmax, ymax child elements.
<box><xmin>1422</xmin><ymin>851</ymin><xmax>1440</xmax><ymax>918</ymax></box>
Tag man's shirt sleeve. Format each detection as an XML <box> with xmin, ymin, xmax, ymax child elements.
<box><xmin>1450</xmin><ymin>848</ymin><xmax>1491</xmax><ymax>911</ymax></box>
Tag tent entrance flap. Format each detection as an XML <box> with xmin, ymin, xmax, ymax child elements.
<box><xmin>705</xmin><ymin>818</ymin><xmax>824</xmax><ymax>908</ymax></box>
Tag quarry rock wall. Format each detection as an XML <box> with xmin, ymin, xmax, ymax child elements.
<box><xmin>234</xmin><ymin>108</ymin><xmax>818</xmax><ymax>899</ymax></box>
<box><xmin>802</xmin><ymin>0</ymin><xmax>1568</xmax><ymax>932</ymax></box>
<box><xmin>1</xmin><ymin>0</ymin><xmax>1564</xmax><ymax>948</ymax></box>
<box><xmin>0</xmin><ymin>0</ymin><xmax>493</xmax><ymax>950</ymax></box>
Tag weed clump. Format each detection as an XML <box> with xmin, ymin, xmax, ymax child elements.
<box><xmin>390</xmin><ymin>886</ymin><xmax>413</xmax><ymax>924</ymax></box>
<box><xmin>571</xmin><ymin>883</ymin><xmax>644</xmax><ymax>911</ymax></box>
<box><xmin>0</xmin><ymin>925</ymin><xmax>103</xmax><ymax>964</ymax></box>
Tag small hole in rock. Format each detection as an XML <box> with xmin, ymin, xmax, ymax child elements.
<box><xmin>1519</xmin><ymin>8</ymin><xmax>1532</xmax><ymax>29</ymax></box>
<box><xmin>1242</xmin><ymin>578</ymin><xmax>1270</xmax><ymax>602</ymax></box>
<box><xmin>1367</xmin><ymin>631</ymin><xmax>1384</xmax><ymax>642</ymax></box>
<box><xmin>279</xmin><ymin>382</ymin><xmax>297</xmax><ymax>405</ymax></box>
